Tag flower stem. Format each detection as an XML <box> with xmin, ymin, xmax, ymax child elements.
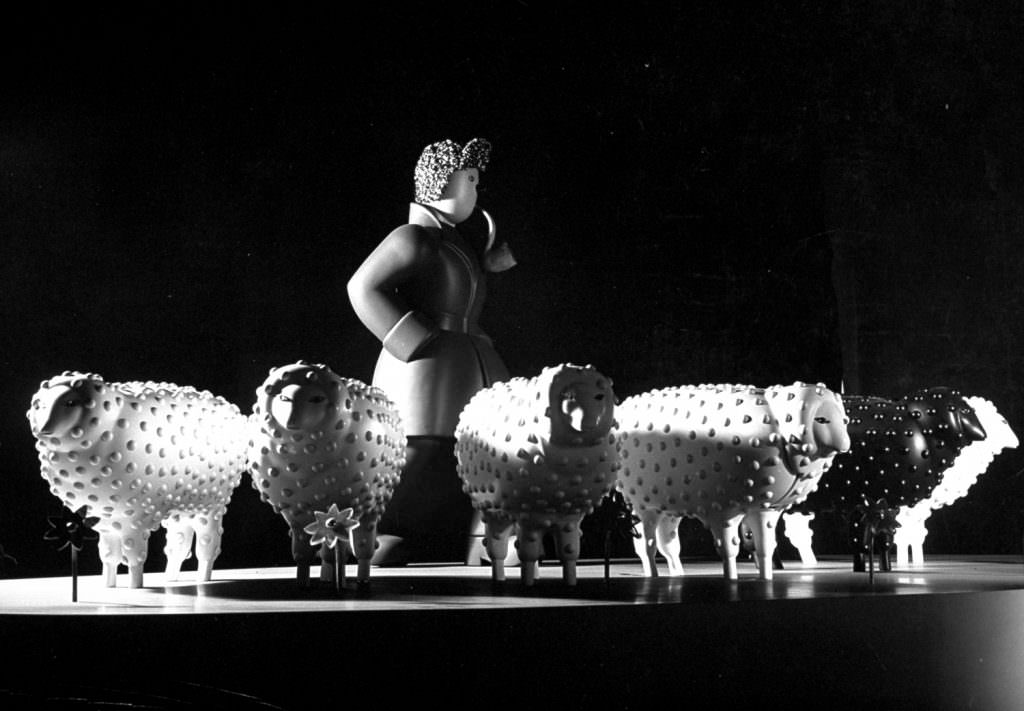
<box><xmin>71</xmin><ymin>548</ymin><xmax>78</xmax><ymax>602</ymax></box>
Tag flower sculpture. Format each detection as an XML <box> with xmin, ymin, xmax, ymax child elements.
<box><xmin>44</xmin><ymin>505</ymin><xmax>99</xmax><ymax>601</ymax></box>
<box><xmin>592</xmin><ymin>490</ymin><xmax>640</xmax><ymax>582</ymax></box>
<box><xmin>303</xmin><ymin>504</ymin><xmax>360</xmax><ymax>590</ymax></box>
<box><xmin>853</xmin><ymin>498</ymin><xmax>901</xmax><ymax>581</ymax></box>
<box><xmin>0</xmin><ymin>544</ymin><xmax>17</xmax><ymax>576</ymax></box>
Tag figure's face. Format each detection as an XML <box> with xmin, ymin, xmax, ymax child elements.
<box><xmin>431</xmin><ymin>168</ymin><xmax>479</xmax><ymax>224</ymax></box>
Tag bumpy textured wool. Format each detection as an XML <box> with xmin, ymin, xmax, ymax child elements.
<box><xmin>248</xmin><ymin>361</ymin><xmax>405</xmax><ymax>583</ymax></box>
<box><xmin>455</xmin><ymin>363</ymin><xmax>618</xmax><ymax>584</ymax></box>
<box><xmin>893</xmin><ymin>395</ymin><xmax>1017</xmax><ymax>565</ymax></box>
<box><xmin>27</xmin><ymin>371</ymin><xmax>248</xmax><ymax>588</ymax></box>
<box><xmin>614</xmin><ymin>381</ymin><xmax>850</xmax><ymax>580</ymax></box>
<box><xmin>800</xmin><ymin>386</ymin><xmax>987</xmax><ymax>570</ymax></box>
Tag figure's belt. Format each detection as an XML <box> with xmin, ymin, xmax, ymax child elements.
<box><xmin>435</xmin><ymin>311</ymin><xmax>476</xmax><ymax>334</ymax></box>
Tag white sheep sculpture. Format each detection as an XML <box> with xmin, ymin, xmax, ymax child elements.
<box><xmin>614</xmin><ymin>382</ymin><xmax>850</xmax><ymax>580</ymax></box>
<box><xmin>27</xmin><ymin>371</ymin><xmax>248</xmax><ymax>588</ymax></box>
<box><xmin>248</xmin><ymin>361</ymin><xmax>405</xmax><ymax>585</ymax></box>
<box><xmin>455</xmin><ymin>363</ymin><xmax>619</xmax><ymax>585</ymax></box>
<box><xmin>893</xmin><ymin>395</ymin><xmax>1018</xmax><ymax>566</ymax></box>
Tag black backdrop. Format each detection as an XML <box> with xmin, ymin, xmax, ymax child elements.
<box><xmin>3</xmin><ymin>2</ymin><xmax>1023</xmax><ymax>577</ymax></box>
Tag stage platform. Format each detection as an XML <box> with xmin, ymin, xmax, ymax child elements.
<box><xmin>3</xmin><ymin>555</ymin><xmax>1024</xmax><ymax>710</ymax></box>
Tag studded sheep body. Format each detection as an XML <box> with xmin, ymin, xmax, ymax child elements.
<box><xmin>892</xmin><ymin>396</ymin><xmax>1016</xmax><ymax>566</ymax></box>
<box><xmin>800</xmin><ymin>387</ymin><xmax>987</xmax><ymax>572</ymax></box>
<box><xmin>614</xmin><ymin>382</ymin><xmax>850</xmax><ymax>580</ymax></box>
<box><xmin>27</xmin><ymin>371</ymin><xmax>248</xmax><ymax>588</ymax></box>
<box><xmin>248</xmin><ymin>361</ymin><xmax>405</xmax><ymax>585</ymax></box>
<box><xmin>455</xmin><ymin>363</ymin><xmax>618</xmax><ymax>585</ymax></box>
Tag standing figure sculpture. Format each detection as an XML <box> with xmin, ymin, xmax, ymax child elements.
<box><xmin>347</xmin><ymin>137</ymin><xmax>516</xmax><ymax>564</ymax></box>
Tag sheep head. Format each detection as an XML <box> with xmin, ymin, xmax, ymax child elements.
<box><xmin>769</xmin><ymin>382</ymin><xmax>850</xmax><ymax>473</ymax></box>
<box><xmin>270</xmin><ymin>383</ymin><xmax>330</xmax><ymax>431</ymax></box>
<box><xmin>903</xmin><ymin>387</ymin><xmax>987</xmax><ymax>447</ymax></box>
<box><xmin>28</xmin><ymin>371</ymin><xmax>108</xmax><ymax>440</ymax></box>
<box><xmin>256</xmin><ymin>361</ymin><xmax>346</xmax><ymax>434</ymax></box>
<box><xmin>543</xmin><ymin>364</ymin><xmax>615</xmax><ymax>446</ymax></box>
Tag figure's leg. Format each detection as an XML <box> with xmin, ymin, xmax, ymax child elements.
<box><xmin>374</xmin><ymin>436</ymin><xmax>475</xmax><ymax>565</ymax></box>
<box><xmin>632</xmin><ymin>509</ymin><xmax>661</xmax><ymax>577</ymax></box>
<box><xmin>162</xmin><ymin>515</ymin><xmax>195</xmax><ymax>582</ymax></box>
<box><xmin>655</xmin><ymin>514</ymin><xmax>684</xmax><ymax>576</ymax></box>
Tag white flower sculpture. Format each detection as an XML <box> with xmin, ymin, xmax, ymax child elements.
<box><xmin>303</xmin><ymin>504</ymin><xmax>360</xmax><ymax>549</ymax></box>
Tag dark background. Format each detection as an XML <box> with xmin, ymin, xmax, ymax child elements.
<box><xmin>2</xmin><ymin>1</ymin><xmax>1023</xmax><ymax>578</ymax></box>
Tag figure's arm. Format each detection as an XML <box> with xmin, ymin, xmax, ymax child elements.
<box><xmin>481</xmin><ymin>209</ymin><xmax>516</xmax><ymax>272</ymax></box>
<box><xmin>347</xmin><ymin>225</ymin><xmax>439</xmax><ymax>362</ymax></box>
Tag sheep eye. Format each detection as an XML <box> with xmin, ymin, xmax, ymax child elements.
<box><xmin>63</xmin><ymin>399</ymin><xmax>79</xmax><ymax>408</ymax></box>
<box><xmin>309</xmin><ymin>395</ymin><xmax>327</xmax><ymax>404</ymax></box>
<box><xmin>278</xmin><ymin>395</ymin><xmax>292</xmax><ymax>403</ymax></box>
<box><xmin>814</xmin><ymin>416</ymin><xmax>830</xmax><ymax>424</ymax></box>
<box><xmin>594</xmin><ymin>394</ymin><xmax>605</xmax><ymax>401</ymax></box>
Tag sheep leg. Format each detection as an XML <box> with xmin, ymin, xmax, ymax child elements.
<box><xmin>482</xmin><ymin>514</ymin><xmax>515</xmax><ymax>582</ymax></box>
<box><xmin>191</xmin><ymin>511</ymin><xmax>225</xmax><ymax>582</ymax></box>
<box><xmin>553</xmin><ymin>515</ymin><xmax>582</xmax><ymax>586</ymax></box>
<box><xmin>337</xmin><ymin>544</ymin><xmax>349</xmax><ymax>587</ymax></box>
<box><xmin>517</xmin><ymin>520</ymin><xmax>545</xmax><ymax>586</ymax></box>
<box><xmin>121</xmin><ymin>529</ymin><xmax>151</xmax><ymax>589</ymax></box>
<box><xmin>162</xmin><ymin>517</ymin><xmax>195</xmax><ymax>582</ymax></box>
<box><xmin>849</xmin><ymin>513</ymin><xmax>867</xmax><ymax>572</ymax></box>
<box><xmin>286</xmin><ymin>519</ymin><xmax>316</xmax><ymax>587</ymax></box>
<box><xmin>350</xmin><ymin>515</ymin><xmax>378</xmax><ymax>583</ymax></box>
<box><xmin>894</xmin><ymin>507</ymin><xmax>927</xmax><ymax>567</ymax></box>
<box><xmin>632</xmin><ymin>509</ymin><xmax>661</xmax><ymax>577</ymax></box>
<box><xmin>655</xmin><ymin>514</ymin><xmax>684</xmax><ymax>576</ymax></box>
<box><xmin>706</xmin><ymin>512</ymin><xmax>745</xmax><ymax>580</ymax></box>
<box><xmin>782</xmin><ymin>512</ymin><xmax>817</xmax><ymax>566</ymax></box>
<box><xmin>746</xmin><ymin>509</ymin><xmax>782</xmax><ymax>581</ymax></box>
<box><xmin>877</xmin><ymin>533</ymin><xmax>894</xmax><ymax>572</ymax></box>
<box><xmin>910</xmin><ymin>538</ymin><xmax>925</xmax><ymax>567</ymax></box>
<box><xmin>319</xmin><ymin>542</ymin><xmax>334</xmax><ymax>583</ymax></box>
<box><xmin>318</xmin><ymin>542</ymin><xmax>349</xmax><ymax>586</ymax></box>
<box><xmin>97</xmin><ymin>529</ymin><xmax>123</xmax><ymax>588</ymax></box>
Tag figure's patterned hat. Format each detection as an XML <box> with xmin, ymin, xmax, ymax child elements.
<box><xmin>414</xmin><ymin>138</ymin><xmax>491</xmax><ymax>203</ymax></box>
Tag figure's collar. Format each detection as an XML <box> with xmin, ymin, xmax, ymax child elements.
<box><xmin>409</xmin><ymin>202</ymin><xmax>454</xmax><ymax>228</ymax></box>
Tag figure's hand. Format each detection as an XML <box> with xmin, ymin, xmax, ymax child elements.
<box><xmin>484</xmin><ymin>242</ymin><xmax>517</xmax><ymax>272</ymax></box>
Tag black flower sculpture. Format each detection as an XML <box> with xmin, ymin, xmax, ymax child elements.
<box><xmin>0</xmin><ymin>544</ymin><xmax>16</xmax><ymax>576</ymax></box>
<box><xmin>44</xmin><ymin>505</ymin><xmax>99</xmax><ymax>601</ymax></box>
<box><xmin>593</xmin><ymin>489</ymin><xmax>640</xmax><ymax>582</ymax></box>
<box><xmin>853</xmin><ymin>498</ymin><xmax>901</xmax><ymax>582</ymax></box>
